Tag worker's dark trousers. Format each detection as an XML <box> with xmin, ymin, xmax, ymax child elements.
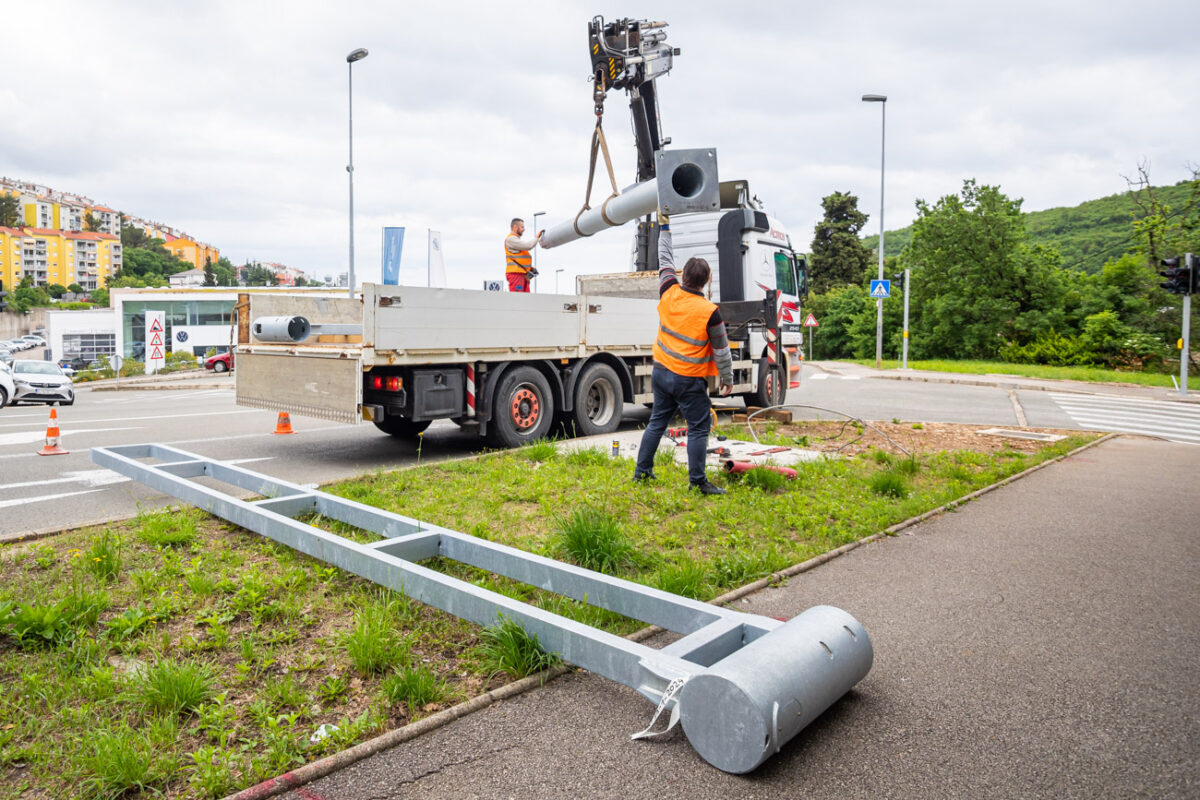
<box><xmin>635</xmin><ymin>365</ymin><xmax>712</xmax><ymax>485</ymax></box>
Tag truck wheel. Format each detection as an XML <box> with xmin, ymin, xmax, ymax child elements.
<box><xmin>372</xmin><ymin>416</ymin><xmax>432</xmax><ymax>438</ymax></box>
<box><xmin>746</xmin><ymin>359</ymin><xmax>786</xmax><ymax>409</ymax></box>
<box><xmin>487</xmin><ymin>366</ymin><xmax>554</xmax><ymax>448</ymax></box>
<box><xmin>571</xmin><ymin>362</ymin><xmax>622</xmax><ymax>436</ymax></box>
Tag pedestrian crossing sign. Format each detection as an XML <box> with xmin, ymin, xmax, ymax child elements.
<box><xmin>870</xmin><ymin>279</ymin><xmax>891</xmax><ymax>298</ymax></box>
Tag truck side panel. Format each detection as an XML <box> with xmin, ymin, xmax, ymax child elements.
<box><xmin>235</xmin><ymin>351</ymin><xmax>363</xmax><ymax>425</ymax></box>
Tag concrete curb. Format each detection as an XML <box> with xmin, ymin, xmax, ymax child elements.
<box><xmin>219</xmin><ymin>431</ymin><xmax>1117</xmax><ymax>800</ymax></box>
<box><xmin>88</xmin><ymin>382</ymin><xmax>231</xmax><ymax>392</ymax></box>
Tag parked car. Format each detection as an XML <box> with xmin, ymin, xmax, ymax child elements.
<box><xmin>0</xmin><ymin>362</ymin><xmax>13</xmax><ymax>409</ymax></box>
<box><xmin>204</xmin><ymin>351</ymin><xmax>234</xmax><ymax>373</ymax></box>
<box><xmin>4</xmin><ymin>339</ymin><xmax>29</xmax><ymax>351</ymax></box>
<box><xmin>0</xmin><ymin>346</ymin><xmax>13</xmax><ymax>366</ymax></box>
<box><xmin>9</xmin><ymin>360</ymin><xmax>74</xmax><ymax>406</ymax></box>
<box><xmin>21</xmin><ymin>335</ymin><xmax>46</xmax><ymax>347</ymax></box>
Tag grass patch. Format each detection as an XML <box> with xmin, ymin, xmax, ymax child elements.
<box><xmin>846</xmin><ymin>358</ymin><xmax>1200</xmax><ymax>390</ymax></box>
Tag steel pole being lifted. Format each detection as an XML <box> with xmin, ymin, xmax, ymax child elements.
<box><xmin>541</xmin><ymin>148</ymin><xmax>719</xmax><ymax>250</ymax></box>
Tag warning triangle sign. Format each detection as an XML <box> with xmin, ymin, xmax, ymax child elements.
<box><xmin>150</xmin><ymin>332</ymin><xmax>163</xmax><ymax>346</ymax></box>
<box><xmin>151</xmin><ymin>346</ymin><xmax>164</xmax><ymax>360</ymax></box>
<box><xmin>803</xmin><ymin>313</ymin><xmax>819</xmax><ymax>327</ymax></box>
<box><xmin>149</xmin><ymin>319</ymin><xmax>164</xmax><ymax>333</ymax></box>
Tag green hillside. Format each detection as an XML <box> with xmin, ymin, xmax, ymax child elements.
<box><xmin>862</xmin><ymin>180</ymin><xmax>1198</xmax><ymax>273</ymax></box>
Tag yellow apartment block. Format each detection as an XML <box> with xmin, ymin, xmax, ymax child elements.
<box><xmin>0</xmin><ymin>227</ymin><xmax>121</xmax><ymax>291</ymax></box>
<box><xmin>163</xmin><ymin>237</ymin><xmax>220</xmax><ymax>269</ymax></box>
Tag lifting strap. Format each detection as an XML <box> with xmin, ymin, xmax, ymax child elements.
<box><xmin>574</xmin><ymin>86</ymin><xmax>623</xmax><ymax>238</ymax></box>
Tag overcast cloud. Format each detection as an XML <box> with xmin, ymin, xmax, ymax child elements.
<box><xmin>2</xmin><ymin>1</ymin><xmax>1196</xmax><ymax>290</ymax></box>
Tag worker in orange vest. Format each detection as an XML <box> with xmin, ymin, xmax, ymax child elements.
<box><xmin>634</xmin><ymin>211</ymin><xmax>733</xmax><ymax>495</ymax></box>
<box><xmin>505</xmin><ymin>217</ymin><xmax>543</xmax><ymax>292</ymax></box>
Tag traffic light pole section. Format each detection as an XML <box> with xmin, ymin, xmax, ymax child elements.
<box><xmin>1181</xmin><ymin>289</ymin><xmax>1191</xmax><ymax>398</ymax></box>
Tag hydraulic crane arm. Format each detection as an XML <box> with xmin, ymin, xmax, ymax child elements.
<box><xmin>588</xmin><ymin>16</ymin><xmax>678</xmax><ymax>184</ymax></box>
<box><xmin>587</xmin><ymin>16</ymin><xmax>680</xmax><ymax>269</ymax></box>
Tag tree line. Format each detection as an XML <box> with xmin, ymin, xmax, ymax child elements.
<box><xmin>805</xmin><ymin>168</ymin><xmax>1200</xmax><ymax>371</ymax></box>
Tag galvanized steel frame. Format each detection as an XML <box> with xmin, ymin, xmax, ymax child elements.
<box><xmin>90</xmin><ymin>443</ymin><xmax>782</xmax><ymax>706</ymax></box>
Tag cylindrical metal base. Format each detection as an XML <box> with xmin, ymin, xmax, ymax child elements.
<box><xmin>678</xmin><ymin>605</ymin><xmax>873</xmax><ymax>773</ymax></box>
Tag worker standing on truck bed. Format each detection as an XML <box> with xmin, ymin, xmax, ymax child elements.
<box><xmin>505</xmin><ymin>217</ymin><xmax>543</xmax><ymax>292</ymax></box>
<box><xmin>634</xmin><ymin>212</ymin><xmax>734</xmax><ymax>495</ymax></box>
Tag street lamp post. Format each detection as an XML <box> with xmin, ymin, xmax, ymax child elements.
<box><xmin>532</xmin><ymin>211</ymin><xmax>546</xmax><ymax>292</ymax></box>
<box><xmin>555</xmin><ymin>268</ymin><xmax>564</xmax><ymax>294</ymax></box>
<box><xmin>862</xmin><ymin>93</ymin><xmax>887</xmax><ymax>368</ymax></box>
<box><xmin>346</xmin><ymin>47</ymin><xmax>369</xmax><ymax>299</ymax></box>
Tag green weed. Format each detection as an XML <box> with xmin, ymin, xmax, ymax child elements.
<box><xmin>137</xmin><ymin>507</ymin><xmax>200</xmax><ymax>547</ymax></box>
<box><xmin>521</xmin><ymin>439</ymin><xmax>558</xmax><ymax>462</ymax></box>
<box><xmin>188</xmin><ymin>744</ymin><xmax>238</xmax><ymax>798</ymax></box>
<box><xmin>563</xmin><ymin>447</ymin><xmax>610</xmax><ymax>467</ymax></box>
<box><xmin>379</xmin><ymin>664</ymin><xmax>447</xmax><ymax>714</ymax></box>
<box><xmin>78</xmin><ymin>723</ymin><xmax>170</xmax><ymax>799</ymax></box>
<box><xmin>317</xmin><ymin>673</ymin><xmax>350</xmax><ymax>704</ymax></box>
<box><xmin>894</xmin><ymin>457</ymin><xmax>922</xmax><ymax>476</ymax></box>
<box><xmin>653</xmin><ymin>561</ymin><xmax>710</xmax><ymax>599</ymax></box>
<box><xmin>870</xmin><ymin>470</ymin><xmax>909</xmax><ymax>498</ymax></box>
<box><xmin>105</xmin><ymin>605</ymin><xmax>159</xmax><ymax>641</ymax></box>
<box><xmin>740</xmin><ymin>465</ymin><xmax>790</xmax><ymax>493</ymax></box>
<box><xmin>133</xmin><ymin>658</ymin><xmax>215</xmax><ymax>717</ymax></box>
<box><xmin>477</xmin><ymin>615</ymin><xmax>561</xmax><ymax>678</ymax></box>
<box><xmin>85</xmin><ymin>529</ymin><xmax>123</xmax><ymax>582</ymax></box>
<box><xmin>555</xmin><ymin>508</ymin><xmax>632</xmax><ymax>573</ymax></box>
<box><xmin>343</xmin><ymin>594</ymin><xmax>411</xmax><ymax>676</ymax></box>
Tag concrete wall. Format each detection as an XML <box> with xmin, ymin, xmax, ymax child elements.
<box><xmin>0</xmin><ymin>308</ymin><xmax>48</xmax><ymax>338</ymax></box>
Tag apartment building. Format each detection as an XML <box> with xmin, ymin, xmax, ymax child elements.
<box><xmin>163</xmin><ymin>237</ymin><xmax>221</xmax><ymax>270</ymax></box>
<box><xmin>0</xmin><ymin>227</ymin><xmax>121</xmax><ymax>290</ymax></box>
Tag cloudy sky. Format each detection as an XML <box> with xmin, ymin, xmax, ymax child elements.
<box><xmin>3</xmin><ymin>1</ymin><xmax>1197</xmax><ymax>291</ymax></box>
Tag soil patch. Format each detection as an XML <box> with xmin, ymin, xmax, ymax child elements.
<box><xmin>724</xmin><ymin>418</ymin><xmax>1088</xmax><ymax>458</ymax></box>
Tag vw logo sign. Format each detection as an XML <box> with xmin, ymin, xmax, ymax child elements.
<box><xmin>176</xmin><ymin>331</ymin><xmax>189</xmax><ymax>343</ymax></box>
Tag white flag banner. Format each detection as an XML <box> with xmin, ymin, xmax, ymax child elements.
<box><xmin>428</xmin><ymin>230</ymin><xmax>446</xmax><ymax>288</ymax></box>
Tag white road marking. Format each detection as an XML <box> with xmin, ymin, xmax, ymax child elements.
<box><xmin>0</xmin><ymin>427</ymin><xmax>141</xmax><ymax>447</ymax></box>
<box><xmin>1049</xmin><ymin>392</ymin><xmax>1200</xmax><ymax>445</ymax></box>
<box><xmin>0</xmin><ymin>489</ymin><xmax>103</xmax><ymax>509</ymax></box>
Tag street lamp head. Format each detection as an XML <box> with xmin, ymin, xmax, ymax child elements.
<box><xmin>346</xmin><ymin>48</ymin><xmax>369</xmax><ymax>63</ymax></box>
<box><xmin>862</xmin><ymin>94</ymin><xmax>887</xmax><ymax>103</ymax></box>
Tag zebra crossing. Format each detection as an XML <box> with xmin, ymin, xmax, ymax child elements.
<box><xmin>1048</xmin><ymin>392</ymin><xmax>1200</xmax><ymax>445</ymax></box>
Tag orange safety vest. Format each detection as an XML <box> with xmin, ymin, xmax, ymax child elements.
<box><xmin>505</xmin><ymin>233</ymin><xmax>532</xmax><ymax>274</ymax></box>
<box><xmin>653</xmin><ymin>285</ymin><xmax>718</xmax><ymax>377</ymax></box>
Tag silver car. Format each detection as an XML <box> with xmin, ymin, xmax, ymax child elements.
<box><xmin>10</xmin><ymin>360</ymin><xmax>75</xmax><ymax>406</ymax></box>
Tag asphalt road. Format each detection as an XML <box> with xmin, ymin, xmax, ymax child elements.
<box><xmin>279</xmin><ymin>435</ymin><xmax>1200</xmax><ymax>800</ymax></box>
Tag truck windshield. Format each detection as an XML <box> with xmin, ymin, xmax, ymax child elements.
<box><xmin>774</xmin><ymin>252</ymin><xmax>797</xmax><ymax>295</ymax></box>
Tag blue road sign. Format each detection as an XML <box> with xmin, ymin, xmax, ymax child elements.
<box><xmin>870</xmin><ymin>279</ymin><xmax>891</xmax><ymax>299</ymax></box>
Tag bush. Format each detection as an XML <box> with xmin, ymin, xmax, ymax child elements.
<box><xmin>998</xmin><ymin>330</ymin><xmax>1099</xmax><ymax>367</ymax></box>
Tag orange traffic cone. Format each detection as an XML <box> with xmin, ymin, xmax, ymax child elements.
<box><xmin>273</xmin><ymin>411</ymin><xmax>296</xmax><ymax>435</ymax></box>
<box><xmin>37</xmin><ymin>408</ymin><xmax>69</xmax><ymax>456</ymax></box>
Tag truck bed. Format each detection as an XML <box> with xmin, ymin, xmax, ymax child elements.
<box><xmin>235</xmin><ymin>284</ymin><xmax>659</xmax><ymax>425</ymax></box>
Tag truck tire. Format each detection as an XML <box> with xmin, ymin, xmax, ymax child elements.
<box><xmin>571</xmin><ymin>362</ymin><xmax>622</xmax><ymax>436</ymax></box>
<box><xmin>746</xmin><ymin>359</ymin><xmax>786</xmax><ymax>409</ymax></box>
<box><xmin>487</xmin><ymin>365</ymin><xmax>554</xmax><ymax>448</ymax></box>
<box><xmin>372</xmin><ymin>416</ymin><xmax>432</xmax><ymax>438</ymax></box>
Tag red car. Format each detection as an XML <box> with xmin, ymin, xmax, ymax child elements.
<box><xmin>204</xmin><ymin>352</ymin><xmax>234</xmax><ymax>373</ymax></box>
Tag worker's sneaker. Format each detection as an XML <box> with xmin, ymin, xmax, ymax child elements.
<box><xmin>691</xmin><ymin>480</ymin><xmax>727</xmax><ymax>496</ymax></box>
<box><xmin>633</xmin><ymin>470</ymin><xmax>657</xmax><ymax>482</ymax></box>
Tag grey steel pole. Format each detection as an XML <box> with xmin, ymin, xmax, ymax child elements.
<box><xmin>1181</xmin><ymin>263</ymin><xmax>1191</xmax><ymax>397</ymax></box>
<box><xmin>555</xmin><ymin>268</ymin><xmax>564</xmax><ymax>294</ymax></box>
<box><xmin>346</xmin><ymin>48</ymin><xmax>368</xmax><ymax>298</ymax></box>
<box><xmin>902</xmin><ymin>267</ymin><xmax>910</xmax><ymax>369</ymax></box>
<box><xmin>861</xmin><ymin>95</ymin><xmax>888</xmax><ymax>369</ymax></box>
